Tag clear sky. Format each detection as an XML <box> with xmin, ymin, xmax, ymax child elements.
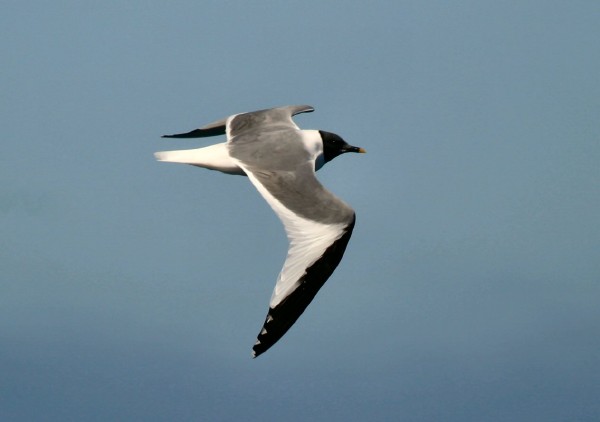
<box><xmin>2</xmin><ymin>1</ymin><xmax>599</xmax><ymax>421</ymax></box>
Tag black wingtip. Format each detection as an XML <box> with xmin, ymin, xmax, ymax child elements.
<box><xmin>160</xmin><ymin>126</ymin><xmax>227</xmax><ymax>139</ymax></box>
<box><xmin>252</xmin><ymin>344</ymin><xmax>262</xmax><ymax>359</ymax></box>
<box><xmin>250</xmin><ymin>216</ymin><xmax>356</xmax><ymax>358</ymax></box>
<box><xmin>161</xmin><ymin>134</ymin><xmax>192</xmax><ymax>138</ymax></box>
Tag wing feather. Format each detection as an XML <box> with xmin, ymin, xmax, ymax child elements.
<box><xmin>226</xmin><ymin>105</ymin><xmax>314</xmax><ymax>140</ymax></box>
<box><xmin>161</xmin><ymin>105</ymin><xmax>313</xmax><ymax>140</ymax></box>
<box><xmin>252</xmin><ymin>216</ymin><xmax>355</xmax><ymax>357</ymax></box>
<box><xmin>233</xmin><ymin>160</ymin><xmax>355</xmax><ymax>357</ymax></box>
<box><xmin>243</xmin><ymin>169</ymin><xmax>350</xmax><ymax>308</ymax></box>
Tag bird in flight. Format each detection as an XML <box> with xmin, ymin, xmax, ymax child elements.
<box><xmin>155</xmin><ymin>105</ymin><xmax>365</xmax><ymax>357</ymax></box>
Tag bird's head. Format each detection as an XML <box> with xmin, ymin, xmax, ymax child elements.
<box><xmin>319</xmin><ymin>131</ymin><xmax>366</xmax><ymax>163</ymax></box>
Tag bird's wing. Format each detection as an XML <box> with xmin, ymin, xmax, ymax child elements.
<box><xmin>162</xmin><ymin>105</ymin><xmax>313</xmax><ymax>139</ymax></box>
<box><xmin>225</xmin><ymin>105</ymin><xmax>314</xmax><ymax>140</ymax></box>
<box><xmin>228</xmin><ymin>130</ymin><xmax>355</xmax><ymax>357</ymax></box>
<box><xmin>161</xmin><ymin>118</ymin><xmax>227</xmax><ymax>138</ymax></box>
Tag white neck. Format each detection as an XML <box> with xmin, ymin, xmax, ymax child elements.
<box><xmin>300</xmin><ymin>130</ymin><xmax>325</xmax><ymax>171</ymax></box>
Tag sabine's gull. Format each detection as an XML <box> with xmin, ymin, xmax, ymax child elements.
<box><xmin>155</xmin><ymin>105</ymin><xmax>365</xmax><ymax>357</ymax></box>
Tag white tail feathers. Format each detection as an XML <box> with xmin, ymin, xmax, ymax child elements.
<box><xmin>154</xmin><ymin>149</ymin><xmax>198</xmax><ymax>164</ymax></box>
<box><xmin>154</xmin><ymin>143</ymin><xmax>245</xmax><ymax>175</ymax></box>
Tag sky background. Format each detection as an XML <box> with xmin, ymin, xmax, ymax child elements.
<box><xmin>2</xmin><ymin>1</ymin><xmax>599</xmax><ymax>421</ymax></box>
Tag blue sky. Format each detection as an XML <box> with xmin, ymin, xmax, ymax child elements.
<box><xmin>2</xmin><ymin>1</ymin><xmax>599</xmax><ymax>421</ymax></box>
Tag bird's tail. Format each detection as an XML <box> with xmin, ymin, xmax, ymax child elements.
<box><xmin>154</xmin><ymin>149</ymin><xmax>200</xmax><ymax>164</ymax></box>
<box><xmin>154</xmin><ymin>143</ymin><xmax>245</xmax><ymax>175</ymax></box>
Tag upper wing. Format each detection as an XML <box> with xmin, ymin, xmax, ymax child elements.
<box><xmin>161</xmin><ymin>117</ymin><xmax>227</xmax><ymax>138</ymax></box>
<box><xmin>229</xmin><ymin>131</ymin><xmax>355</xmax><ymax>357</ymax></box>
<box><xmin>245</xmin><ymin>167</ymin><xmax>355</xmax><ymax>358</ymax></box>
<box><xmin>162</xmin><ymin>105</ymin><xmax>314</xmax><ymax>139</ymax></box>
<box><xmin>226</xmin><ymin>105</ymin><xmax>314</xmax><ymax>140</ymax></box>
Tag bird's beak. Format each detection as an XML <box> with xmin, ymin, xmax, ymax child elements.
<box><xmin>345</xmin><ymin>145</ymin><xmax>367</xmax><ymax>154</ymax></box>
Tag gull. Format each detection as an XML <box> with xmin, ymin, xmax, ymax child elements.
<box><xmin>155</xmin><ymin>105</ymin><xmax>365</xmax><ymax>357</ymax></box>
